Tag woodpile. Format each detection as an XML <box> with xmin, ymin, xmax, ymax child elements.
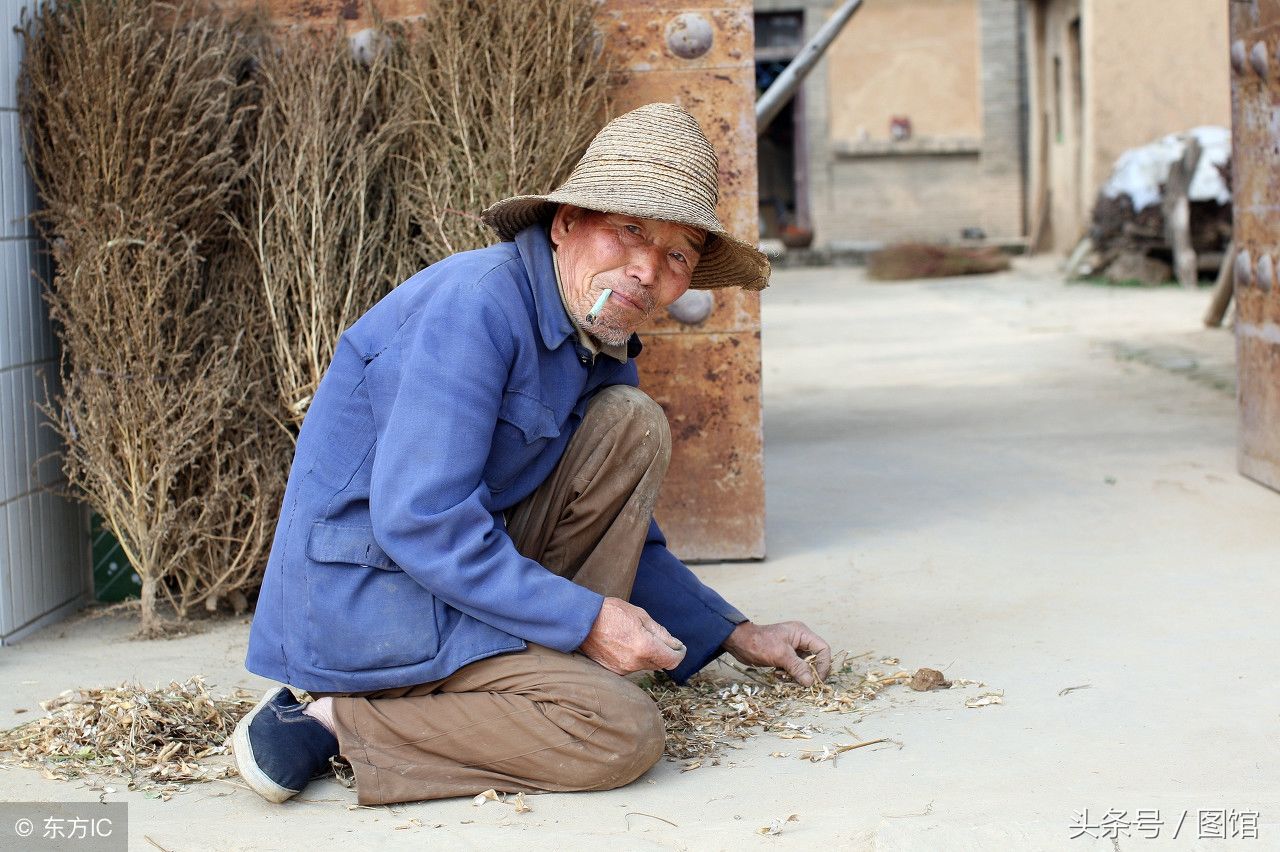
<box><xmin>1072</xmin><ymin>130</ymin><xmax>1232</xmax><ymax>288</ymax></box>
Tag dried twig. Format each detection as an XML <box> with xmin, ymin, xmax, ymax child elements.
<box><xmin>625</xmin><ymin>812</ymin><xmax>679</xmax><ymax>830</ymax></box>
<box><xmin>797</xmin><ymin>738</ymin><xmax>890</xmax><ymax>764</ymax></box>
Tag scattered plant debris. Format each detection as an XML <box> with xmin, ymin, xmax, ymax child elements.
<box><xmin>758</xmin><ymin>814</ymin><xmax>799</xmax><ymax>836</ymax></box>
<box><xmin>471</xmin><ymin>788</ymin><xmax>532</xmax><ymax>814</ymax></box>
<box><xmin>640</xmin><ymin>654</ymin><xmax>996</xmax><ymax>765</ymax></box>
<box><xmin>965</xmin><ymin>691</ymin><xmax>1005</xmax><ymax>709</ymax></box>
<box><xmin>1</xmin><ymin>657</ymin><xmax>998</xmax><ymax>795</ymax></box>
<box><xmin>0</xmin><ymin>677</ymin><xmax>254</xmax><ymax>797</ymax></box>
<box><xmin>640</xmin><ymin>653</ymin><xmax>941</xmax><ymax>763</ymax></box>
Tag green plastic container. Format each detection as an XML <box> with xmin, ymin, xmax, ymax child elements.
<box><xmin>91</xmin><ymin>514</ymin><xmax>141</xmax><ymax>602</ymax></box>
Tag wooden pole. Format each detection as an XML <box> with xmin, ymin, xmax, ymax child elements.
<box><xmin>1204</xmin><ymin>241</ymin><xmax>1235</xmax><ymax>327</ymax></box>
<box><xmin>756</xmin><ymin>0</ymin><xmax>863</xmax><ymax>135</ymax></box>
<box><xmin>1028</xmin><ymin>187</ymin><xmax>1052</xmax><ymax>255</ymax></box>
<box><xmin>1163</xmin><ymin>137</ymin><xmax>1203</xmax><ymax>289</ymax></box>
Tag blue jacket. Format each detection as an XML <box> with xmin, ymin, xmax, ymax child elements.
<box><xmin>246</xmin><ymin>225</ymin><xmax>746</xmax><ymax>693</ymax></box>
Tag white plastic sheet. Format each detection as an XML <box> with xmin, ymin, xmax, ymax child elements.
<box><xmin>1102</xmin><ymin>126</ymin><xmax>1231</xmax><ymax>211</ymax></box>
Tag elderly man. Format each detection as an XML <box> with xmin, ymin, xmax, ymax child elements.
<box><xmin>235</xmin><ymin>103</ymin><xmax>831</xmax><ymax>806</ymax></box>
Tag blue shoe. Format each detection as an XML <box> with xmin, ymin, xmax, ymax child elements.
<box><xmin>232</xmin><ymin>687</ymin><xmax>339</xmax><ymax>803</ymax></box>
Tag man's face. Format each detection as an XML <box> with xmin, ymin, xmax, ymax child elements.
<box><xmin>549</xmin><ymin>205</ymin><xmax>704</xmax><ymax>347</ymax></box>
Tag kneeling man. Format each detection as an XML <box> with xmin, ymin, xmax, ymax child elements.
<box><xmin>236</xmin><ymin>103</ymin><xmax>831</xmax><ymax>806</ymax></box>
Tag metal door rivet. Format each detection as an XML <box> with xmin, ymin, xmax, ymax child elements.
<box><xmin>1237</xmin><ymin>249</ymin><xmax>1253</xmax><ymax>287</ymax></box>
<box><xmin>1250</xmin><ymin>41</ymin><xmax>1269</xmax><ymax>78</ymax></box>
<box><xmin>1258</xmin><ymin>254</ymin><xmax>1275</xmax><ymax>292</ymax></box>
<box><xmin>668</xmin><ymin>289</ymin><xmax>714</xmax><ymax>325</ymax></box>
<box><xmin>1232</xmin><ymin>40</ymin><xmax>1247</xmax><ymax>74</ymax></box>
<box><xmin>666</xmin><ymin>13</ymin><xmax>714</xmax><ymax>60</ymax></box>
<box><xmin>1233</xmin><ymin>246</ymin><xmax>1254</xmax><ymax>286</ymax></box>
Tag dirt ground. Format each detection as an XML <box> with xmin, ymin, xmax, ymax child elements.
<box><xmin>2</xmin><ymin>257</ymin><xmax>1275</xmax><ymax>850</ymax></box>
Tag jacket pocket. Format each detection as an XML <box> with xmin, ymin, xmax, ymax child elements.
<box><xmin>497</xmin><ymin>390</ymin><xmax>560</xmax><ymax>444</ymax></box>
<box><xmin>486</xmin><ymin>390</ymin><xmax>561</xmax><ymax>493</ymax></box>
<box><xmin>303</xmin><ymin>522</ymin><xmax>441</xmax><ymax>672</ymax></box>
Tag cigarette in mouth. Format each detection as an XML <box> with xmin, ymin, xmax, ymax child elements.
<box><xmin>586</xmin><ymin>289</ymin><xmax>612</xmax><ymax>324</ymax></box>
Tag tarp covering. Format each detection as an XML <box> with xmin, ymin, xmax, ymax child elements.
<box><xmin>1102</xmin><ymin>126</ymin><xmax>1231</xmax><ymax>211</ymax></box>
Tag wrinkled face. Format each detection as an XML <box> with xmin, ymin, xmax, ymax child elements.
<box><xmin>549</xmin><ymin>205</ymin><xmax>705</xmax><ymax>347</ymax></box>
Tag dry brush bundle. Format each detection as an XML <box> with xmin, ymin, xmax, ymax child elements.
<box><xmin>392</xmin><ymin>0</ymin><xmax>609</xmax><ymax>264</ymax></box>
<box><xmin>866</xmin><ymin>242</ymin><xmax>1012</xmax><ymax>281</ymax></box>
<box><xmin>19</xmin><ymin>0</ymin><xmax>247</xmax><ymax>241</ymax></box>
<box><xmin>18</xmin><ymin>0</ymin><xmax>285</xmax><ymax>630</ymax></box>
<box><xmin>240</xmin><ymin>23</ymin><xmax>406</xmax><ymax>424</ymax></box>
<box><xmin>167</xmin><ymin>231</ymin><xmax>292</xmax><ymax>618</ymax></box>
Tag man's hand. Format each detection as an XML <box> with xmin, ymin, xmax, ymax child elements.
<box><xmin>579</xmin><ymin>597</ymin><xmax>687</xmax><ymax>676</ymax></box>
<box><xmin>722</xmin><ymin>621</ymin><xmax>832</xmax><ymax>687</ymax></box>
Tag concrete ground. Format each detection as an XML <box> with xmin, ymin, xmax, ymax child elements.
<box><xmin>1</xmin><ymin>258</ymin><xmax>1275</xmax><ymax>850</ymax></box>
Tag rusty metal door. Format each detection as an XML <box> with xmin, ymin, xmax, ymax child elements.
<box><xmin>598</xmin><ymin>0</ymin><xmax>765</xmax><ymax>560</ymax></box>
<box><xmin>1230</xmin><ymin>2</ymin><xmax>1280</xmax><ymax>492</ymax></box>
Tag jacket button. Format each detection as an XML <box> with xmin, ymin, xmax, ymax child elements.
<box><xmin>579</xmin><ymin>354</ymin><xmax>590</xmax><ymax>365</ymax></box>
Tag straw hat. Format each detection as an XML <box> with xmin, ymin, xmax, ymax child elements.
<box><xmin>481</xmin><ymin>102</ymin><xmax>769</xmax><ymax>291</ymax></box>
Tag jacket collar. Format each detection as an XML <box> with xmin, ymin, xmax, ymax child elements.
<box><xmin>516</xmin><ymin>224</ymin><xmax>576</xmax><ymax>352</ymax></box>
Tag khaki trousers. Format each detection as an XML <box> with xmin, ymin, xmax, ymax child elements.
<box><xmin>323</xmin><ymin>385</ymin><xmax>672</xmax><ymax>805</ymax></box>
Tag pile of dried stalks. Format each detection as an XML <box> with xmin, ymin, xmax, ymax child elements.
<box><xmin>18</xmin><ymin>0</ymin><xmax>289</xmax><ymax>633</ymax></box>
<box><xmin>0</xmin><ymin>678</ymin><xmax>255</xmax><ymax>799</ymax></box>
<box><xmin>17</xmin><ymin>0</ymin><xmax>607</xmax><ymax>631</ymax></box>
<box><xmin>0</xmin><ymin>661</ymin><xmax>990</xmax><ymax>796</ymax></box>
<box><xmin>640</xmin><ymin>653</ymin><xmax>910</xmax><ymax>765</ymax></box>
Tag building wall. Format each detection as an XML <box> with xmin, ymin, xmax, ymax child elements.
<box><xmin>1085</xmin><ymin>0</ymin><xmax>1231</xmax><ymax>213</ymax></box>
<box><xmin>975</xmin><ymin>0</ymin><xmax>1026</xmax><ymax>243</ymax></box>
<box><xmin>827</xmin><ymin>0</ymin><xmax>983</xmax><ymax>144</ymax></box>
<box><xmin>758</xmin><ymin>0</ymin><xmax>1025</xmax><ymax>250</ymax></box>
<box><xmin>0</xmin><ymin>4</ymin><xmax>92</xmax><ymax>643</ymax></box>
<box><xmin>1027</xmin><ymin>0</ymin><xmax>1231</xmax><ymax>251</ymax></box>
